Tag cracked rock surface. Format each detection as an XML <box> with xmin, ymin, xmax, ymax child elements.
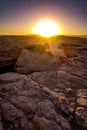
<box><xmin>0</xmin><ymin>72</ymin><xmax>71</xmax><ymax>130</ymax></box>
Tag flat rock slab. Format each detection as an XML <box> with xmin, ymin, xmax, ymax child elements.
<box><xmin>15</xmin><ymin>49</ymin><xmax>59</xmax><ymax>74</ymax></box>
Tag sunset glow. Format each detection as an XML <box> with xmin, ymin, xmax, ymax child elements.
<box><xmin>0</xmin><ymin>0</ymin><xmax>86</xmax><ymax>35</ymax></box>
<box><xmin>34</xmin><ymin>20</ymin><xmax>60</xmax><ymax>37</ymax></box>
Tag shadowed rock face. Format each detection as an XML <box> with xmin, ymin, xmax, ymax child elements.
<box><xmin>0</xmin><ymin>36</ymin><xmax>87</xmax><ymax>130</ymax></box>
<box><xmin>0</xmin><ymin>37</ymin><xmax>25</xmax><ymax>67</ymax></box>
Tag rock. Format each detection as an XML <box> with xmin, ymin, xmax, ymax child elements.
<box><xmin>36</xmin><ymin>100</ymin><xmax>56</xmax><ymax>120</ymax></box>
<box><xmin>31</xmin><ymin>69</ymin><xmax>87</xmax><ymax>90</ymax></box>
<box><xmin>77</xmin><ymin>97</ymin><xmax>87</xmax><ymax>108</ymax></box>
<box><xmin>0</xmin><ymin>109</ymin><xmax>2</xmax><ymax>121</ymax></box>
<box><xmin>43</xmin><ymin>87</ymin><xmax>72</xmax><ymax>115</ymax></box>
<box><xmin>0</xmin><ymin>122</ymin><xmax>3</xmax><ymax>130</ymax></box>
<box><xmin>1</xmin><ymin>102</ymin><xmax>23</xmax><ymax>122</ymax></box>
<box><xmin>15</xmin><ymin>49</ymin><xmax>59</xmax><ymax>74</ymax></box>
<box><xmin>0</xmin><ymin>36</ymin><xmax>87</xmax><ymax>130</ymax></box>
<box><xmin>65</xmin><ymin>49</ymin><xmax>78</xmax><ymax>58</ymax></box>
<box><xmin>0</xmin><ymin>37</ymin><xmax>25</xmax><ymax>67</ymax></box>
<box><xmin>20</xmin><ymin>116</ymin><xmax>29</xmax><ymax>130</ymax></box>
<box><xmin>34</xmin><ymin>114</ymin><xmax>71</xmax><ymax>130</ymax></box>
<box><xmin>0</xmin><ymin>36</ymin><xmax>49</xmax><ymax>68</ymax></box>
<box><xmin>36</xmin><ymin>100</ymin><xmax>71</xmax><ymax>130</ymax></box>
<box><xmin>10</xmin><ymin>96</ymin><xmax>37</xmax><ymax>114</ymax></box>
<box><xmin>75</xmin><ymin>107</ymin><xmax>87</xmax><ymax>129</ymax></box>
<box><xmin>34</xmin><ymin>116</ymin><xmax>62</xmax><ymax>130</ymax></box>
<box><xmin>56</xmin><ymin>114</ymin><xmax>71</xmax><ymax>130</ymax></box>
<box><xmin>0</xmin><ymin>72</ymin><xmax>42</xmax><ymax>99</ymax></box>
<box><xmin>77</xmin><ymin>89</ymin><xmax>87</xmax><ymax>108</ymax></box>
<box><xmin>0</xmin><ymin>72</ymin><xmax>71</xmax><ymax>130</ymax></box>
<box><xmin>68</xmin><ymin>102</ymin><xmax>76</xmax><ymax>114</ymax></box>
<box><xmin>1</xmin><ymin>102</ymin><xmax>29</xmax><ymax>130</ymax></box>
<box><xmin>77</xmin><ymin>89</ymin><xmax>87</xmax><ymax>98</ymax></box>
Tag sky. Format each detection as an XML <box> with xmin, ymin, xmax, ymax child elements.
<box><xmin>0</xmin><ymin>0</ymin><xmax>87</xmax><ymax>35</ymax></box>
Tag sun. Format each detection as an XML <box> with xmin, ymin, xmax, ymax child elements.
<box><xmin>34</xmin><ymin>20</ymin><xmax>60</xmax><ymax>37</ymax></box>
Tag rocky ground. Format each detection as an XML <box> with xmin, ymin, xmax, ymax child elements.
<box><xmin>0</xmin><ymin>35</ymin><xmax>87</xmax><ymax>130</ymax></box>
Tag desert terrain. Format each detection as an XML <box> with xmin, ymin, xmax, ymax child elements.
<box><xmin>0</xmin><ymin>35</ymin><xmax>87</xmax><ymax>130</ymax></box>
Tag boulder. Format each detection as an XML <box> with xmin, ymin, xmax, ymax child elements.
<box><xmin>15</xmin><ymin>49</ymin><xmax>59</xmax><ymax>74</ymax></box>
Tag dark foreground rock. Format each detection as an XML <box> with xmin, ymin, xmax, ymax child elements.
<box><xmin>0</xmin><ymin>72</ymin><xmax>87</xmax><ymax>130</ymax></box>
<box><xmin>0</xmin><ymin>72</ymin><xmax>71</xmax><ymax>130</ymax></box>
